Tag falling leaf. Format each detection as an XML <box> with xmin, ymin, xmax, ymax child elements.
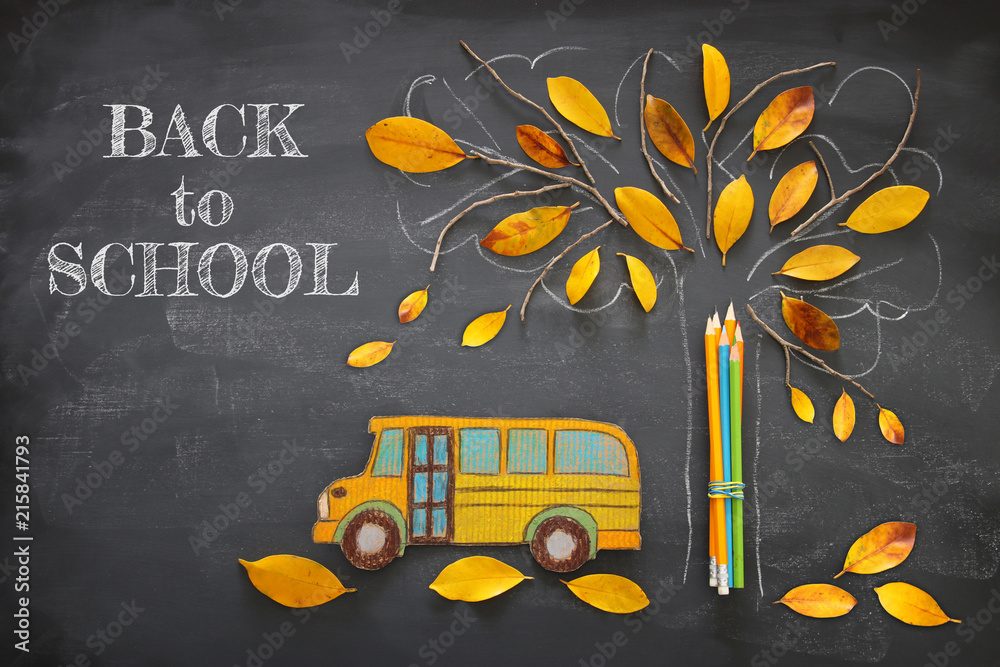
<box><xmin>365</xmin><ymin>116</ymin><xmax>466</xmax><ymax>173</ymax></box>
<box><xmin>515</xmin><ymin>125</ymin><xmax>578</xmax><ymax>168</ymax></box>
<box><xmin>462</xmin><ymin>306</ymin><xmax>510</xmax><ymax>347</ymax></box>
<box><xmin>561</xmin><ymin>574</ymin><xmax>649</xmax><ymax>614</ymax></box>
<box><xmin>643</xmin><ymin>95</ymin><xmax>696</xmax><ymax>172</ymax></box>
<box><xmin>429</xmin><ymin>556</ymin><xmax>533</xmax><ymax>602</ymax></box>
<box><xmin>789</xmin><ymin>385</ymin><xmax>815</xmax><ymax>423</ymax></box>
<box><xmin>239</xmin><ymin>555</ymin><xmax>356</xmax><ymax>608</ymax></box>
<box><xmin>749</xmin><ymin>87</ymin><xmax>815</xmax><ymax>161</ymax></box>
<box><xmin>832</xmin><ymin>389</ymin><xmax>855</xmax><ymax>442</ymax></box>
<box><xmin>614</xmin><ymin>186</ymin><xmax>691</xmax><ymax>251</ymax></box>
<box><xmin>547</xmin><ymin>76</ymin><xmax>619</xmax><ymax>139</ymax></box>
<box><xmin>617</xmin><ymin>253</ymin><xmax>657</xmax><ymax>312</ymax></box>
<box><xmin>714</xmin><ymin>175</ymin><xmax>754</xmax><ymax>266</ymax></box>
<box><xmin>775</xmin><ymin>584</ymin><xmax>857</xmax><ymax>618</ymax></box>
<box><xmin>702</xmin><ymin>43</ymin><xmax>730</xmax><ymax>131</ymax></box>
<box><xmin>781</xmin><ymin>292</ymin><xmax>840</xmax><ymax>351</ymax></box>
<box><xmin>878</xmin><ymin>405</ymin><xmax>905</xmax><ymax>444</ymax></box>
<box><xmin>841</xmin><ymin>185</ymin><xmax>930</xmax><ymax>234</ymax></box>
<box><xmin>769</xmin><ymin>161</ymin><xmax>819</xmax><ymax>230</ymax></box>
<box><xmin>835</xmin><ymin>521</ymin><xmax>916</xmax><ymax>578</ymax></box>
<box><xmin>774</xmin><ymin>245</ymin><xmax>860</xmax><ymax>281</ymax></box>
<box><xmin>398</xmin><ymin>286</ymin><xmax>429</xmax><ymax>323</ymax></box>
<box><xmin>481</xmin><ymin>203</ymin><xmax>579</xmax><ymax>256</ymax></box>
<box><xmin>566</xmin><ymin>247</ymin><xmax>601</xmax><ymax>305</ymax></box>
<box><xmin>347</xmin><ymin>340</ymin><xmax>395</xmax><ymax>367</ymax></box>
<box><xmin>874</xmin><ymin>582</ymin><xmax>960</xmax><ymax>626</ymax></box>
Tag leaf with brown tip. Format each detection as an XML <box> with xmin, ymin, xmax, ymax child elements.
<box><xmin>835</xmin><ymin>521</ymin><xmax>916</xmax><ymax>578</ymax></box>
<box><xmin>832</xmin><ymin>389</ymin><xmax>855</xmax><ymax>442</ymax></box>
<box><xmin>561</xmin><ymin>574</ymin><xmax>650</xmax><ymax>614</ymax></box>
<box><xmin>462</xmin><ymin>306</ymin><xmax>510</xmax><ymax>347</ymax></box>
<box><xmin>878</xmin><ymin>406</ymin><xmax>905</xmax><ymax>444</ymax></box>
<box><xmin>774</xmin><ymin>245</ymin><xmax>860</xmax><ymax>281</ymax></box>
<box><xmin>615</xmin><ymin>186</ymin><xmax>691</xmax><ymax>251</ymax></box>
<box><xmin>239</xmin><ymin>555</ymin><xmax>356</xmax><ymax>608</ymax></box>
<box><xmin>644</xmin><ymin>95</ymin><xmax>696</xmax><ymax>172</ymax></box>
<box><xmin>365</xmin><ymin>116</ymin><xmax>467</xmax><ymax>173</ymax></box>
<box><xmin>547</xmin><ymin>76</ymin><xmax>619</xmax><ymax>139</ymax></box>
<box><xmin>618</xmin><ymin>253</ymin><xmax>656</xmax><ymax>312</ymax></box>
<box><xmin>875</xmin><ymin>582</ymin><xmax>960</xmax><ymax>626</ymax></box>
<box><xmin>429</xmin><ymin>556</ymin><xmax>532</xmax><ymax>602</ymax></box>
<box><xmin>769</xmin><ymin>160</ymin><xmax>818</xmax><ymax>229</ymax></box>
<box><xmin>714</xmin><ymin>175</ymin><xmax>754</xmax><ymax>266</ymax></box>
<box><xmin>398</xmin><ymin>286</ymin><xmax>429</xmax><ymax>323</ymax></box>
<box><xmin>789</xmin><ymin>385</ymin><xmax>815</xmax><ymax>423</ymax></box>
<box><xmin>566</xmin><ymin>247</ymin><xmax>600</xmax><ymax>305</ymax></box>
<box><xmin>515</xmin><ymin>125</ymin><xmax>578</xmax><ymax>168</ymax></box>
<box><xmin>841</xmin><ymin>185</ymin><xmax>930</xmax><ymax>234</ymax></box>
<box><xmin>347</xmin><ymin>340</ymin><xmax>395</xmax><ymax>367</ymax></box>
<box><xmin>781</xmin><ymin>292</ymin><xmax>840</xmax><ymax>351</ymax></box>
<box><xmin>750</xmin><ymin>87</ymin><xmax>815</xmax><ymax>161</ymax></box>
<box><xmin>702</xmin><ymin>43</ymin><xmax>730</xmax><ymax>130</ymax></box>
<box><xmin>481</xmin><ymin>204</ymin><xmax>578</xmax><ymax>256</ymax></box>
<box><xmin>775</xmin><ymin>584</ymin><xmax>857</xmax><ymax>618</ymax></box>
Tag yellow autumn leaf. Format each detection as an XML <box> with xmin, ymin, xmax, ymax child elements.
<box><xmin>515</xmin><ymin>124</ymin><xmax>578</xmax><ymax>168</ymax></box>
<box><xmin>774</xmin><ymin>583</ymin><xmax>857</xmax><ymax>618</ymax></box>
<box><xmin>347</xmin><ymin>340</ymin><xmax>395</xmax><ymax>367</ymax></box>
<box><xmin>462</xmin><ymin>306</ymin><xmax>510</xmax><ymax>347</ymax></box>
<box><xmin>835</xmin><ymin>521</ymin><xmax>916</xmax><ymax>578</ymax></box>
<box><xmin>618</xmin><ymin>253</ymin><xmax>656</xmax><ymax>312</ymax></box>
<box><xmin>547</xmin><ymin>76</ymin><xmax>619</xmax><ymax>139</ymax></box>
<box><xmin>789</xmin><ymin>385</ymin><xmax>815</xmax><ymax>423</ymax></box>
<box><xmin>773</xmin><ymin>245</ymin><xmax>860</xmax><ymax>281</ymax></box>
<box><xmin>481</xmin><ymin>203</ymin><xmax>579</xmax><ymax>256</ymax></box>
<box><xmin>398</xmin><ymin>286</ymin><xmax>429</xmax><ymax>323</ymax></box>
<box><xmin>714</xmin><ymin>175</ymin><xmax>754</xmax><ymax>266</ymax></box>
<box><xmin>239</xmin><ymin>555</ymin><xmax>356</xmax><ymax>608</ymax></box>
<box><xmin>874</xmin><ymin>582</ymin><xmax>960</xmax><ymax>626</ymax></box>
<box><xmin>614</xmin><ymin>186</ymin><xmax>691</xmax><ymax>251</ymax></box>
<box><xmin>643</xmin><ymin>95</ymin><xmax>696</xmax><ymax>172</ymax></box>
<box><xmin>781</xmin><ymin>292</ymin><xmax>840</xmax><ymax>351</ymax></box>
<box><xmin>561</xmin><ymin>574</ymin><xmax>649</xmax><ymax>614</ymax></box>
<box><xmin>365</xmin><ymin>116</ymin><xmax>467</xmax><ymax>173</ymax></box>
<box><xmin>566</xmin><ymin>247</ymin><xmax>601</xmax><ymax>305</ymax></box>
<box><xmin>429</xmin><ymin>556</ymin><xmax>533</xmax><ymax>602</ymax></box>
<box><xmin>878</xmin><ymin>405</ymin><xmax>905</xmax><ymax>444</ymax></box>
<box><xmin>702</xmin><ymin>43</ymin><xmax>730</xmax><ymax>131</ymax></box>
<box><xmin>832</xmin><ymin>388</ymin><xmax>855</xmax><ymax>442</ymax></box>
<box><xmin>769</xmin><ymin>160</ymin><xmax>819</xmax><ymax>229</ymax></box>
<box><xmin>841</xmin><ymin>185</ymin><xmax>930</xmax><ymax>234</ymax></box>
<box><xmin>750</xmin><ymin>87</ymin><xmax>815</xmax><ymax>161</ymax></box>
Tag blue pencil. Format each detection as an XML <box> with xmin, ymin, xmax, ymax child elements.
<box><xmin>718</xmin><ymin>331</ymin><xmax>734</xmax><ymax>573</ymax></box>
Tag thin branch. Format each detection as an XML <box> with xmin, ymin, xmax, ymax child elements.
<box><xmin>520</xmin><ymin>220</ymin><xmax>613</xmax><ymax>322</ymax></box>
<box><xmin>746</xmin><ymin>304</ymin><xmax>874</xmax><ymax>399</ymax></box>
<box><xmin>460</xmin><ymin>40</ymin><xmax>598</xmax><ymax>187</ymax></box>
<box><xmin>639</xmin><ymin>48</ymin><xmax>680</xmax><ymax>204</ymax></box>
<box><xmin>472</xmin><ymin>151</ymin><xmax>628</xmax><ymax>227</ymax></box>
<box><xmin>705</xmin><ymin>61</ymin><xmax>836</xmax><ymax>239</ymax></box>
<box><xmin>430</xmin><ymin>183</ymin><xmax>570</xmax><ymax>272</ymax></box>
<box><xmin>809</xmin><ymin>140</ymin><xmax>836</xmax><ymax>200</ymax></box>
<box><xmin>792</xmin><ymin>69</ymin><xmax>920</xmax><ymax>236</ymax></box>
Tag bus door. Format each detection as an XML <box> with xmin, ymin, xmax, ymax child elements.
<box><xmin>407</xmin><ymin>427</ymin><xmax>454</xmax><ymax>543</ymax></box>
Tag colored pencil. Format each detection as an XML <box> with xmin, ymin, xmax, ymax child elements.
<box><xmin>718</xmin><ymin>329</ymin><xmax>734</xmax><ymax>580</ymax></box>
<box><xmin>724</xmin><ymin>301</ymin><xmax>736</xmax><ymax>351</ymax></box>
<box><xmin>736</xmin><ymin>322</ymin><xmax>744</xmax><ymax>411</ymax></box>
<box><xmin>705</xmin><ymin>318</ymin><xmax>728</xmax><ymax>594</ymax></box>
<box><xmin>704</xmin><ymin>319</ymin><xmax>718</xmax><ymax>588</ymax></box>
<box><xmin>730</xmin><ymin>343</ymin><xmax>744</xmax><ymax>588</ymax></box>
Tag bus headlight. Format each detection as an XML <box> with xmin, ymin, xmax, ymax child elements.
<box><xmin>317</xmin><ymin>491</ymin><xmax>330</xmax><ymax>519</ymax></box>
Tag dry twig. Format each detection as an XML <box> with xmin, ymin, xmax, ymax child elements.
<box><xmin>809</xmin><ymin>140</ymin><xmax>836</xmax><ymax>201</ymax></box>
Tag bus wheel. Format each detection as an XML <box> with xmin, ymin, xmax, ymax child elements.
<box><xmin>530</xmin><ymin>517</ymin><xmax>591</xmax><ymax>572</ymax></box>
<box><xmin>341</xmin><ymin>509</ymin><xmax>401</xmax><ymax>570</ymax></box>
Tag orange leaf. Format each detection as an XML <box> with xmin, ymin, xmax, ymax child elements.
<box><xmin>781</xmin><ymin>292</ymin><xmax>839</xmax><ymax>351</ymax></box>
<box><xmin>773</xmin><ymin>245</ymin><xmax>860</xmax><ymax>281</ymax></box>
<box><xmin>750</xmin><ymin>87</ymin><xmax>815</xmax><ymax>161</ymax></box>
<box><xmin>515</xmin><ymin>125</ymin><xmax>577</xmax><ymax>168</ymax></box>
<box><xmin>874</xmin><ymin>582</ymin><xmax>960</xmax><ymax>626</ymax></box>
<box><xmin>702</xmin><ymin>44</ymin><xmax>730</xmax><ymax>131</ymax></box>
<box><xmin>775</xmin><ymin>583</ymin><xmax>857</xmax><ymax>618</ymax></box>
<box><xmin>547</xmin><ymin>76</ymin><xmax>619</xmax><ymax>139</ymax></box>
<box><xmin>347</xmin><ymin>340</ymin><xmax>395</xmax><ymax>367</ymax></box>
<box><xmin>398</xmin><ymin>286</ymin><xmax>429</xmax><ymax>323</ymax></box>
<box><xmin>566</xmin><ymin>247</ymin><xmax>600</xmax><ymax>305</ymax></box>
<box><xmin>835</xmin><ymin>521</ymin><xmax>916</xmax><ymax>578</ymax></box>
<box><xmin>832</xmin><ymin>389</ymin><xmax>855</xmax><ymax>442</ymax></box>
<box><xmin>240</xmin><ymin>555</ymin><xmax>355</xmax><ymax>608</ymax></box>
<box><xmin>878</xmin><ymin>405</ymin><xmax>905</xmax><ymax>444</ymax></box>
<box><xmin>617</xmin><ymin>253</ymin><xmax>656</xmax><ymax>312</ymax></box>
<box><xmin>769</xmin><ymin>160</ymin><xmax>818</xmax><ymax>229</ymax></box>
<box><xmin>789</xmin><ymin>385</ymin><xmax>815</xmax><ymax>423</ymax></box>
<box><xmin>481</xmin><ymin>203</ymin><xmax>578</xmax><ymax>256</ymax></box>
<box><xmin>462</xmin><ymin>306</ymin><xmax>510</xmax><ymax>347</ymax></box>
<box><xmin>714</xmin><ymin>175</ymin><xmax>754</xmax><ymax>266</ymax></box>
<box><xmin>614</xmin><ymin>186</ymin><xmax>690</xmax><ymax>251</ymax></box>
<box><xmin>365</xmin><ymin>116</ymin><xmax>466</xmax><ymax>173</ymax></box>
<box><xmin>841</xmin><ymin>185</ymin><xmax>930</xmax><ymax>234</ymax></box>
<box><xmin>643</xmin><ymin>95</ymin><xmax>696</xmax><ymax>172</ymax></box>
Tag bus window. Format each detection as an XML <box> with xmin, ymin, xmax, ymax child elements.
<box><xmin>371</xmin><ymin>428</ymin><xmax>403</xmax><ymax>476</ymax></box>
<box><xmin>459</xmin><ymin>428</ymin><xmax>500</xmax><ymax>474</ymax></box>
<box><xmin>554</xmin><ymin>430</ymin><xmax>628</xmax><ymax>476</ymax></box>
<box><xmin>508</xmin><ymin>429</ymin><xmax>547</xmax><ymax>474</ymax></box>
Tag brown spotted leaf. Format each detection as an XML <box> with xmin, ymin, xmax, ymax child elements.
<box><xmin>481</xmin><ymin>203</ymin><xmax>579</xmax><ymax>256</ymax></box>
<box><xmin>835</xmin><ymin>521</ymin><xmax>916</xmax><ymax>578</ymax></box>
<box><xmin>750</xmin><ymin>87</ymin><xmax>815</xmax><ymax>160</ymax></box>
<box><xmin>398</xmin><ymin>286</ymin><xmax>429</xmax><ymax>323</ymax></box>
<box><xmin>644</xmin><ymin>95</ymin><xmax>696</xmax><ymax>172</ymax></box>
<box><xmin>515</xmin><ymin>125</ymin><xmax>577</xmax><ymax>168</ymax></box>
<box><xmin>878</xmin><ymin>406</ymin><xmax>905</xmax><ymax>444</ymax></box>
<box><xmin>781</xmin><ymin>292</ymin><xmax>840</xmax><ymax>351</ymax></box>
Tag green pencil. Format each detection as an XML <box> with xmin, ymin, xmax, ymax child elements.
<box><xmin>729</xmin><ymin>340</ymin><xmax>744</xmax><ymax>588</ymax></box>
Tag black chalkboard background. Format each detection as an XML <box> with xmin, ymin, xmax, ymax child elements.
<box><xmin>2</xmin><ymin>1</ymin><xmax>999</xmax><ymax>665</ymax></box>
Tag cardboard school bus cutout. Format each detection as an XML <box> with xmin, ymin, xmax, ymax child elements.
<box><xmin>313</xmin><ymin>416</ymin><xmax>641</xmax><ymax>572</ymax></box>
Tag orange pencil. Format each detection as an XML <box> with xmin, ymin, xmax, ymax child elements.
<box><xmin>705</xmin><ymin>317</ymin><xmax>729</xmax><ymax>594</ymax></box>
<box><xmin>724</xmin><ymin>301</ymin><xmax>736</xmax><ymax>347</ymax></box>
<box><xmin>704</xmin><ymin>318</ymin><xmax>718</xmax><ymax>587</ymax></box>
<box><xmin>736</xmin><ymin>322</ymin><xmax>744</xmax><ymax>411</ymax></box>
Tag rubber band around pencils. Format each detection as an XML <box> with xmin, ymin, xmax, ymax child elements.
<box><xmin>708</xmin><ymin>481</ymin><xmax>745</xmax><ymax>499</ymax></box>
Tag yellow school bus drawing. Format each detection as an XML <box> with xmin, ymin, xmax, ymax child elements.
<box><xmin>313</xmin><ymin>416</ymin><xmax>641</xmax><ymax>572</ymax></box>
